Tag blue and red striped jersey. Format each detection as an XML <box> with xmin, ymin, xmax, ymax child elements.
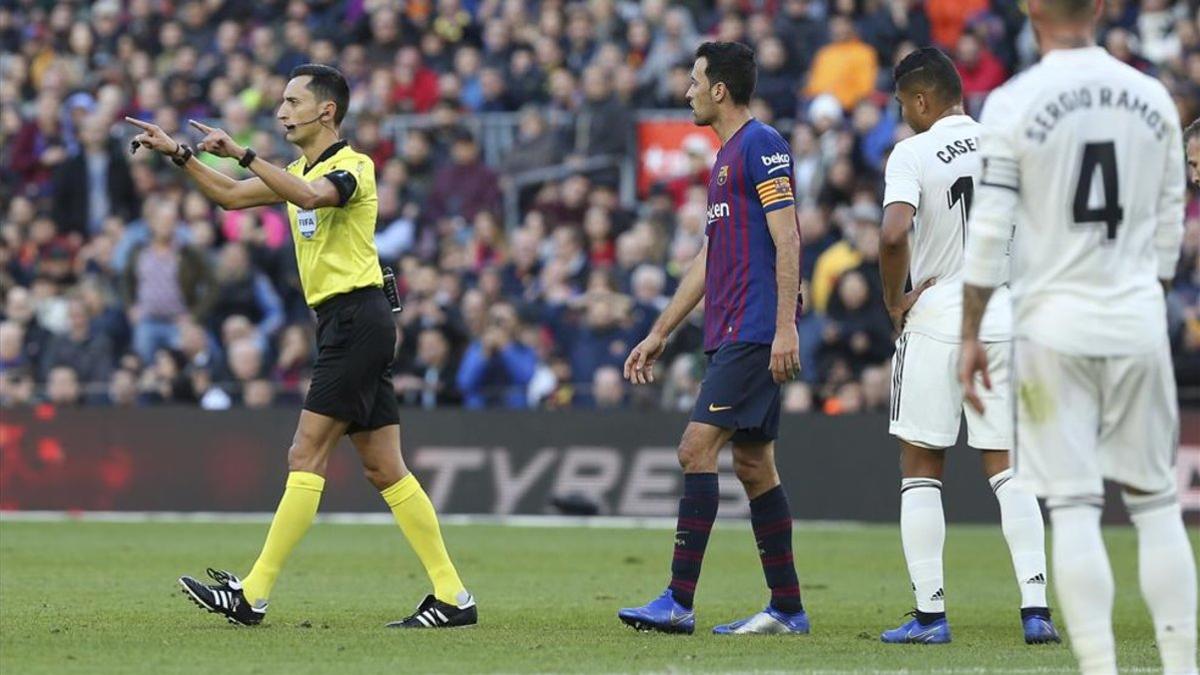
<box><xmin>703</xmin><ymin>119</ymin><xmax>801</xmax><ymax>352</ymax></box>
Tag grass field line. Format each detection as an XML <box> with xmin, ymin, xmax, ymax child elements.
<box><xmin>0</xmin><ymin>510</ymin><xmax>868</xmax><ymax>530</ymax></box>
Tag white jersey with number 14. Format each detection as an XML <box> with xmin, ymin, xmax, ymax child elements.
<box><xmin>883</xmin><ymin>114</ymin><xmax>1011</xmax><ymax>343</ymax></box>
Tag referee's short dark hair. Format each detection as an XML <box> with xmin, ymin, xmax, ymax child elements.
<box><xmin>894</xmin><ymin>47</ymin><xmax>963</xmax><ymax>106</ymax></box>
<box><xmin>289</xmin><ymin>63</ymin><xmax>350</xmax><ymax>125</ymax></box>
<box><xmin>695</xmin><ymin>41</ymin><xmax>757</xmax><ymax>106</ymax></box>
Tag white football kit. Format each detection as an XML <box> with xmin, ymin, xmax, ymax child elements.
<box><xmin>883</xmin><ymin>114</ymin><xmax>1012</xmax><ymax>449</ymax></box>
<box><xmin>963</xmin><ymin>47</ymin><xmax>1185</xmax><ymax>498</ymax></box>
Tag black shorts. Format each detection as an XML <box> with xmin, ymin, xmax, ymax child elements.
<box><xmin>690</xmin><ymin>342</ymin><xmax>781</xmax><ymax>443</ymax></box>
<box><xmin>303</xmin><ymin>286</ymin><xmax>400</xmax><ymax>434</ymax></box>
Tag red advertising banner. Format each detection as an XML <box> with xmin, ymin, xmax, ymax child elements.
<box><xmin>636</xmin><ymin>118</ymin><xmax>720</xmax><ymax>196</ymax></box>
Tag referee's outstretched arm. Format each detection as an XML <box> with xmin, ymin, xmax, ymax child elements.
<box><xmin>125</xmin><ymin>116</ymin><xmax>281</xmax><ymax>210</ymax></box>
<box><xmin>188</xmin><ymin>119</ymin><xmax>347</xmax><ymax>211</ymax></box>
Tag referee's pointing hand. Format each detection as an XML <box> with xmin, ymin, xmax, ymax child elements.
<box><xmin>189</xmin><ymin>119</ymin><xmax>244</xmax><ymax>160</ymax></box>
<box><xmin>124</xmin><ymin>116</ymin><xmax>180</xmax><ymax>155</ymax></box>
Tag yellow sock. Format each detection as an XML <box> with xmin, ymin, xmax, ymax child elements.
<box><xmin>241</xmin><ymin>471</ymin><xmax>325</xmax><ymax>604</ymax></box>
<box><xmin>382</xmin><ymin>474</ymin><xmax>466</xmax><ymax>605</ymax></box>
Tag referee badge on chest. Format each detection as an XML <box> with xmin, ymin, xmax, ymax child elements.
<box><xmin>297</xmin><ymin>209</ymin><xmax>318</xmax><ymax>239</ymax></box>
<box><xmin>717</xmin><ymin>165</ymin><xmax>729</xmax><ymax>185</ymax></box>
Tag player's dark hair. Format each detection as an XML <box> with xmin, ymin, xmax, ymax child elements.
<box><xmin>894</xmin><ymin>47</ymin><xmax>963</xmax><ymax>106</ymax></box>
<box><xmin>1185</xmin><ymin>118</ymin><xmax>1200</xmax><ymax>144</ymax></box>
<box><xmin>289</xmin><ymin>63</ymin><xmax>350</xmax><ymax>125</ymax></box>
<box><xmin>694</xmin><ymin>41</ymin><xmax>757</xmax><ymax>106</ymax></box>
<box><xmin>1040</xmin><ymin>0</ymin><xmax>1095</xmax><ymax>20</ymax></box>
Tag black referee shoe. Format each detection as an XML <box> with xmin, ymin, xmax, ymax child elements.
<box><xmin>179</xmin><ymin>568</ymin><xmax>266</xmax><ymax>626</ymax></box>
<box><xmin>386</xmin><ymin>593</ymin><xmax>477</xmax><ymax>629</ymax></box>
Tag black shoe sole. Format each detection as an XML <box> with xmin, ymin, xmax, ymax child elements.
<box><xmin>618</xmin><ymin>615</ymin><xmax>694</xmax><ymax>635</ymax></box>
<box><xmin>178</xmin><ymin>578</ymin><xmax>259</xmax><ymax>627</ymax></box>
<box><xmin>1025</xmin><ymin>637</ymin><xmax>1062</xmax><ymax>645</ymax></box>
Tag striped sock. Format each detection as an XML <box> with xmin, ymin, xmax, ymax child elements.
<box><xmin>668</xmin><ymin>473</ymin><xmax>719</xmax><ymax>609</ymax></box>
<box><xmin>750</xmin><ymin>485</ymin><xmax>803</xmax><ymax>614</ymax></box>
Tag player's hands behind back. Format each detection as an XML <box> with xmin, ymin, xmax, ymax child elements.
<box><xmin>624</xmin><ymin>333</ymin><xmax>666</xmax><ymax>384</ymax></box>
<box><xmin>959</xmin><ymin>338</ymin><xmax>991</xmax><ymax>414</ymax></box>
<box><xmin>770</xmin><ymin>325</ymin><xmax>801</xmax><ymax>384</ymax></box>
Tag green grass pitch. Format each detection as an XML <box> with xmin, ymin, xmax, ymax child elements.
<box><xmin>1</xmin><ymin>519</ymin><xmax>1193</xmax><ymax>673</ymax></box>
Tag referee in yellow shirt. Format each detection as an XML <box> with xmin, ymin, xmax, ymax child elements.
<box><xmin>126</xmin><ymin>64</ymin><xmax>475</xmax><ymax>629</ymax></box>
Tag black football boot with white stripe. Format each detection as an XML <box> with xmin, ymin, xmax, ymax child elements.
<box><xmin>386</xmin><ymin>593</ymin><xmax>477</xmax><ymax>628</ymax></box>
<box><xmin>178</xmin><ymin>568</ymin><xmax>267</xmax><ymax>626</ymax></box>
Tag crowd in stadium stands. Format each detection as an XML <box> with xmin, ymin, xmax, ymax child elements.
<box><xmin>1</xmin><ymin>0</ymin><xmax>1199</xmax><ymax>414</ymax></box>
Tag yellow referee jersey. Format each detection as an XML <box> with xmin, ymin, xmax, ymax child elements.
<box><xmin>285</xmin><ymin>141</ymin><xmax>382</xmax><ymax>307</ymax></box>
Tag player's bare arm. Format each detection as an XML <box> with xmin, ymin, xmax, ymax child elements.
<box><xmin>765</xmin><ymin>207</ymin><xmax>801</xmax><ymax>384</ymax></box>
<box><xmin>959</xmin><ymin>283</ymin><xmax>994</xmax><ymax>414</ymax></box>
<box><xmin>188</xmin><ymin>119</ymin><xmax>344</xmax><ymax>210</ymax></box>
<box><xmin>879</xmin><ymin>202</ymin><xmax>936</xmax><ymax>332</ymax></box>
<box><xmin>624</xmin><ymin>242</ymin><xmax>707</xmax><ymax>385</ymax></box>
<box><xmin>124</xmin><ymin>116</ymin><xmax>280</xmax><ymax>210</ymax></box>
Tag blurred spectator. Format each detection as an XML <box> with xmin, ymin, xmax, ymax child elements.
<box><xmin>40</xmin><ymin>297</ymin><xmax>113</xmax><ymax>398</ymax></box>
<box><xmin>925</xmin><ymin>0</ymin><xmax>989</xmax><ymax>49</ymax></box>
<box><xmin>106</xmin><ymin>368</ymin><xmax>138</xmax><ymax>407</ymax></box>
<box><xmin>209</xmin><ymin>242</ymin><xmax>284</xmax><ymax>348</ymax></box>
<box><xmin>121</xmin><ymin>201</ymin><xmax>215</xmax><ymax>362</ymax></box>
<box><xmin>819</xmin><ymin>270</ymin><xmax>893</xmax><ymax>380</ymax></box>
<box><xmin>396</xmin><ymin>327</ymin><xmax>462</xmax><ymax>408</ymax></box>
<box><xmin>425</xmin><ymin>129</ymin><xmax>501</xmax><ymax>226</ymax></box>
<box><xmin>572</xmin><ymin>65</ymin><xmax>634</xmax><ymax>175</ymax></box>
<box><xmin>9</xmin><ymin>93</ymin><xmax>68</xmax><ymax>197</ymax></box>
<box><xmin>782</xmin><ymin>381</ymin><xmax>814</xmax><ymax>413</ymax></box>
<box><xmin>1106</xmin><ymin>27</ymin><xmax>1155</xmax><ymax>74</ymax></box>
<box><xmin>501</xmin><ymin>106</ymin><xmax>564</xmax><ymax>177</ymax></box>
<box><xmin>955</xmin><ymin>32</ymin><xmax>1007</xmax><ymax>111</ymax></box>
<box><xmin>51</xmin><ymin>113</ymin><xmax>139</xmax><ymax>241</ymax></box>
<box><xmin>591</xmin><ymin>365</ymin><xmax>626</xmax><ymax>409</ymax></box>
<box><xmin>4</xmin><ymin>287</ymin><xmax>53</xmax><ymax>369</ymax></box>
<box><xmin>243</xmin><ymin>378</ymin><xmax>275</xmax><ymax>409</ymax></box>
<box><xmin>0</xmin><ymin>320</ymin><xmax>23</xmax><ymax>371</ymax></box>
<box><xmin>457</xmin><ymin>303</ymin><xmax>537</xmax><ymax>409</ymax></box>
<box><xmin>46</xmin><ymin>365</ymin><xmax>82</xmax><ymax>406</ymax></box>
<box><xmin>0</xmin><ymin>367</ymin><xmax>36</xmax><ymax>407</ymax></box>
<box><xmin>804</xmin><ymin>15</ymin><xmax>879</xmax><ymax>110</ymax></box>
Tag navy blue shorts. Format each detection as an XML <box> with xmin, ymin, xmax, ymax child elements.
<box><xmin>690</xmin><ymin>342</ymin><xmax>781</xmax><ymax>443</ymax></box>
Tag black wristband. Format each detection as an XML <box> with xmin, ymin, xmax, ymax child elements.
<box><xmin>238</xmin><ymin>147</ymin><xmax>257</xmax><ymax>168</ymax></box>
<box><xmin>171</xmin><ymin>144</ymin><xmax>193</xmax><ymax>167</ymax></box>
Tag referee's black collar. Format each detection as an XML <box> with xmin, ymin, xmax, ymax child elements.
<box><xmin>303</xmin><ymin>140</ymin><xmax>348</xmax><ymax>175</ymax></box>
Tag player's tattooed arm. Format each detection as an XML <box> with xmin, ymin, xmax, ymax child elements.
<box><xmin>880</xmin><ymin>202</ymin><xmax>935</xmax><ymax>332</ymax></box>
<box><xmin>959</xmin><ymin>283</ymin><xmax>995</xmax><ymax>414</ymax></box>
<box><xmin>624</xmin><ymin>242</ymin><xmax>707</xmax><ymax>384</ymax></box>
<box><xmin>766</xmin><ymin>207</ymin><xmax>802</xmax><ymax>383</ymax></box>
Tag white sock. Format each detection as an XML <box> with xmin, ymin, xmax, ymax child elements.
<box><xmin>1049</xmin><ymin>500</ymin><xmax>1117</xmax><ymax>675</ymax></box>
<box><xmin>1124</xmin><ymin>491</ymin><xmax>1198</xmax><ymax>675</ymax></box>
<box><xmin>901</xmin><ymin>478</ymin><xmax>945</xmax><ymax>614</ymax></box>
<box><xmin>990</xmin><ymin>468</ymin><xmax>1049</xmax><ymax>608</ymax></box>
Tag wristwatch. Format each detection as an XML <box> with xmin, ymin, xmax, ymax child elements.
<box><xmin>171</xmin><ymin>143</ymin><xmax>193</xmax><ymax>167</ymax></box>
<box><xmin>239</xmin><ymin>147</ymin><xmax>257</xmax><ymax>168</ymax></box>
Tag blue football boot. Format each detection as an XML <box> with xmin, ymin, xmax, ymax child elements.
<box><xmin>713</xmin><ymin>606</ymin><xmax>810</xmax><ymax>635</ymax></box>
<box><xmin>617</xmin><ymin>590</ymin><xmax>695</xmax><ymax>634</ymax></box>
<box><xmin>881</xmin><ymin>612</ymin><xmax>952</xmax><ymax>644</ymax></box>
<box><xmin>1022</xmin><ymin>612</ymin><xmax>1062</xmax><ymax>644</ymax></box>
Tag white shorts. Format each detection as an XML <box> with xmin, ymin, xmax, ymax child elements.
<box><xmin>1011</xmin><ymin>338</ymin><xmax>1179</xmax><ymax>499</ymax></box>
<box><xmin>889</xmin><ymin>332</ymin><xmax>1012</xmax><ymax>450</ymax></box>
